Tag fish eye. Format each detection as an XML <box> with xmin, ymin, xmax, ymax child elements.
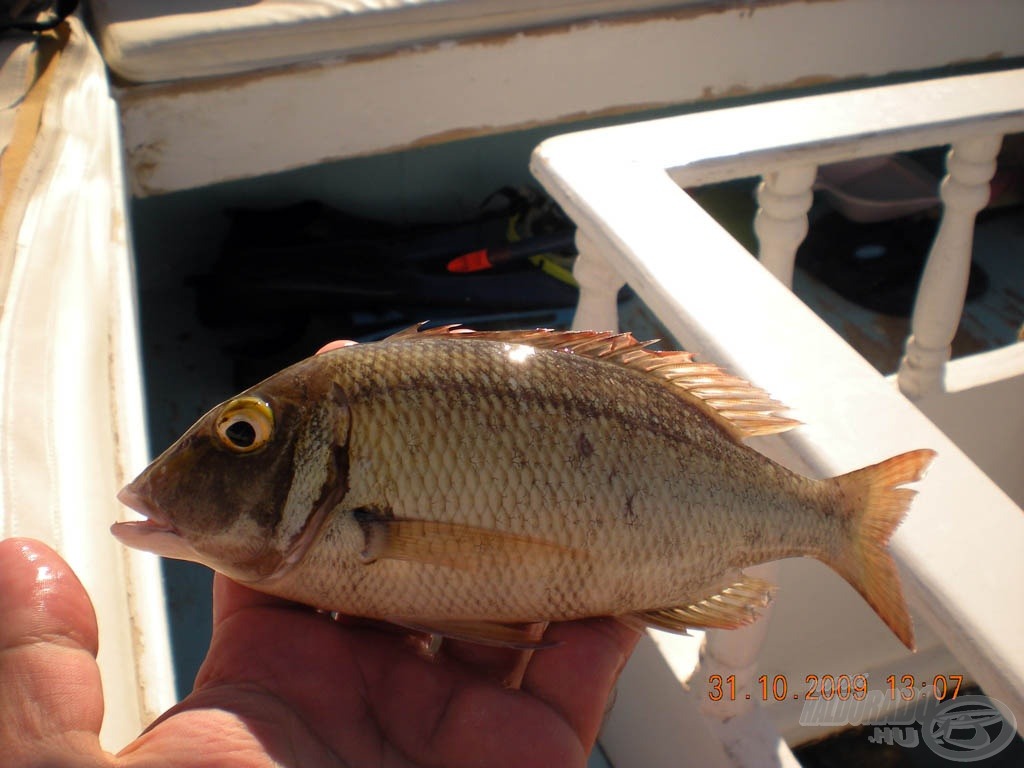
<box><xmin>215</xmin><ymin>397</ymin><xmax>274</xmax><ymax>453</ymax></box>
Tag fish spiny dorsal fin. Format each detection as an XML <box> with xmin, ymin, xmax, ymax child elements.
<box><xmin>634</xmin><ymin>349</ymin><xmax>800</xmax><ymax>440</ymax></box>
<box><xmin>386</xmin><ymin>323</ymin><xmax>626</xmax><ymax>352</ymax></box>
<box><xmin>388</xmin><ymin>324</ymin><xmax>799</xmax><ymax>441</ymax></box>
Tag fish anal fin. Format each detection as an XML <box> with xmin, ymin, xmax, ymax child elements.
<box><xmin>385</xmin><ymin>324</ymin><xmax>798</xmax><ymax>441</ymax></box>
<box><xmin>390</xmin><ymin>618</ymin><xmax>557</xmax><ymax>650</ymax></box>
<box><xmin>358</xmin><ymin>515</ymin><xmax>580</xmax><ymax>571</ymax></box>
<box><xmin>631</xmin><ymin>574</ymin><xmax>776</xmax><ymax>634</ymax></box>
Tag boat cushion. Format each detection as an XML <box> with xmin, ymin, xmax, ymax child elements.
<box><xmin>89</xmin><ymin>0</ymin><xmax>698</xmax><ymax>84</ymax></box>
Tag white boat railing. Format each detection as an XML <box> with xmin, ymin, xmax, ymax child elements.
<box><xmin>531</xmin><ymin>68</ymin><xmax>1024</xmax><ymax>767</ymax></box>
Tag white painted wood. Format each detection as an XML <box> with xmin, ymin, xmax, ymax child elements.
<box><xmin>531</xmin><ymin>69</ymin><xmax>1024</xmax><ymax>761</ymax></box>
<box><xmin>697</xmin><ymin>563</ymin><xmax>781</xmax><ymax>722</ymax></box>
<box><xmin>754</xmin><ymin>166</ymin><xmax>816</xmax><ymax>287</ymax></box>
<box><xmin>571</xmin><ymin>231</ymin><xmax>625</xmax><ymax>332</ymax></box>
<box><xmin>899</xmin><ymin>343</ymin><xmax>1024</xmax><ymax>510</ymax></box>
<box><xmin>92</xmin><ymin>0</ymin><xmax>707</xmax><ymax>83</ymax></box>
<box><xmin>632</xmin><ymin>621</ymin><xmax>800</xmax><ymax>767</ymax></box>
<box><xmin>111</xmin><ymin>0</ymin><xmax>1024</xmax><ymax>195</ymax></box>
<box><xmin>599</xmin><ymin>633</ymin><xmax>732</xmax><ymax>768</ymax></box>
<box><xmin>696</xmin><ymin>559</ymin><xmax>810</xmax><ymax>767</ymax></box>
<box><xmin>0</xmin><ymin>17</ymin><xmax>176</xmax><ymax>750</ymax></box>
<box><xmin>897</xmin><ymin>135</ymin><xmax>1003</xmax><ymax>399</ymax></box>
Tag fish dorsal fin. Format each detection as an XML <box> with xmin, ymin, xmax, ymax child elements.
<box><xmin>387</xmin><ymin>324</ymin><xmax>799</xmax><ymax>441</ymax></box>
<box><xmin>631</xmin><ymin>573</ymin><xmax>776</xmax><ymax>634</ymax></box>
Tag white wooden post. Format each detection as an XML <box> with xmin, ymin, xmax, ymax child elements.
<box><xmin>695</xmin><ymin>562</ymin><xmax>787</xmax><ymax>765</ymax></box>
<box><xmin>897</xmin><ymin>135</ymin><xmax>1003</xmax><ymax>398</ymax></box>
<box><xmin>571</xmin><ymin>230</ymin><xmax>626</xmax><ymax>332</ymax></box>
<box><xmin>753</xmin><ymin>165</ymin><xmax>817</xmax><ymax>288</ymax></box>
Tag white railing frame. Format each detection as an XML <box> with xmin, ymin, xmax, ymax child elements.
<box><xmin>531</xmin><ymin>68</ymin><xmax>1024</xmax><ymax>765</ymax></box>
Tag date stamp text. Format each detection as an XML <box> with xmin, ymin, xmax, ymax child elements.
<box><xmin>705</xmin><ymin>673</ymin><xmax>1016</xmax><ymax>762</ymax></box>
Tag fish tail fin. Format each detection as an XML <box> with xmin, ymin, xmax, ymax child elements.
<box><xmin>828</xmin><ymin>449</ymin><xmax>936</xmax><ymax>651</ymax></box>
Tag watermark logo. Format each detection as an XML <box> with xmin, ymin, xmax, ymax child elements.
<box><xmin>921</xmin><ymin>696</ymin><xmax>1017</xmax><ymax>762</ymax></box>
<box><xmin>801</xmin><ymin>693</ymin><xmax>1017</xmax><ymax>762</ymax></box>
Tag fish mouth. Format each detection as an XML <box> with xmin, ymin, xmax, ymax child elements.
<box><xmin>115</xmin><ymin>484</ymin><xmax>174</xmax><ymax>530</ymax></box>
<box><xmin>111</xmin><ymin>484</ymin><xmax>200</xmax><ymax>561</ymax></box>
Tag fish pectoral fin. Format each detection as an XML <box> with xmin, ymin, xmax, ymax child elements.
<box><xmin>359</xmin><ymin>515</ymin><xmax>580</xmax><ymax>571</ymax></box>
<box><xmin>632</xmin><ymin>573</ymin><xmax>776</xmax><ymax>633</ymax></box>
<box><xmin>389</xmin><ymin>618</ymin><xmax>557</xmax><ymax>650</ymax></box>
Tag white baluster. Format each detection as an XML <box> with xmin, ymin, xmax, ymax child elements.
<box><xmin>571</xmin><ymin>230</ymin><xmax>625</xmax><ymax>332</ymax></box>
<box><xmin>898</xmin><ymin>135</ymin><xmax>1002</xmax><ymax>399</ymax></box>
<box><xmin>696</xmin><ymin>562</ymin><xmax>779</xmax><ymax>724</ymax></box>
<box><xmin>754</xmin><ymin>165</ymin><xmax>817</xmax><ymax>288</ymax></box>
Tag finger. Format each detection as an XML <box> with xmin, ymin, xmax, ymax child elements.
<box><xmin>211</xmin><ymin>572</ymin><xmax>301</xmax><ymax>628</ymax></box>
<box><xmin>0</xmin><ymin>537</ymin><xmax>109</xmax><ymax>767</ymax></box>
<box><xmin>520</xmin><ymin>618</ymin><xmax>640</xmax><ymax>750</ymax></box>
<box><xmin>440</xmin><ymin>638</ymin><xmax>521</xmax><ymax>672</ymax></box>
<box><xmin>316</xmin><ymin>339</ymin><xmax>358</xmax><ymax>355</ymax></box>
<box><xmin>358</xmin><ymin>642</ymin><xmax>588</xmax><ymax>768</ymax></box>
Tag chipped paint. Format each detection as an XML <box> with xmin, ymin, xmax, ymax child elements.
<box><xmin>116</xmin><ymin>0</ymin><xmax>1024</xmax><ymax>195</ymax></box>
<box><xmin>328</xmin><ymin>70</ymin><xmax>859</xmax><ymax>162</ymax></box>
<box><xmin>114</xmin><ymin>0</ymin><xmax>833</xmax><ymax>90</ymax></box>
<box><xmin>127</xmin><ymin>140</ymin><xmax>166</xmax><ymax>193</ymax></box>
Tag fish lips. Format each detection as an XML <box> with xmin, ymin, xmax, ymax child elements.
<box><xmin>112</xmin><ymin>483</ymin><xmax>202</xmax><ymax>562</ymax></box>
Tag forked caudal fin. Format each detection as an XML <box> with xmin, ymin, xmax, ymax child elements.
<box><xmin>828</xmin><ymin>449</ymin><xmax>937</xmax><ymax>651</ymax></box>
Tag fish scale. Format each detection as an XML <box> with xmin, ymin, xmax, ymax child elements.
<box><xmin>114</xmin><ymin>325</ymin><xmax>935</xmax><ymax>650</ymax></box>
<box><xmin>253</xmin><ymin>340</ymin><xmax>812</xmax><ymax>613</ymax></box>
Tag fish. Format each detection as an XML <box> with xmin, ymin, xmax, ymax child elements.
<box><xmin>113</xmin><ymin>325</ymin><xmax>935</xmax><ymax>650</ymax></box>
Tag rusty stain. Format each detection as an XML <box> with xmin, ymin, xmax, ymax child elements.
<box><xmin>125</xmin><ymin>63</ymin><xmax>881</xmax><ymax>194</ymax></box>
<box><xmin>122</xmin><ymin>66</ymin><xmax>296</xmax><ymax>102</ymax></box>
<box><xmin>115</xmin><ymin>0</ymin><xmax>860</xmax><ymax>99</ymax></box>
<box><xmin>127</xmin><ymin>140</ymin><xmax>166</xmax><ymax>189</ymax></box>
<box><xmin>699</xmin><ymin>73</ymin><xmax>859</xmax><ymax>102</ymax></box>
<box><xmin>119</xmin><ymin>0</ymin><xmax>1019</xmax><ymax>196</ymax></box>
<box><xmin>132</xmin><ymin>100</ymin><xmax>680</xmax><ymax>194</ymax></box>
<box><xmin>115</xmin><ymin>0</ymin><xmax>840</xmax><ymax>93</ymax></box>
<box><xmin>946</xmin><ymin>51</ymin><xmax>1008</xmax><ymax>68</ymax></box>
<box><xmin>397</xmin><ymin>68</ymin><xmax>860</xmax><ymax>156</ymax></box>
<box><xmin>494</xmin><ymin>0</ymin><xmax>847</xmax><ymax>40</ymax></box>
<box><xmin>399</xmin><ymin>101</ymin><xmax>679</xmax><ymax>150</ymax></box>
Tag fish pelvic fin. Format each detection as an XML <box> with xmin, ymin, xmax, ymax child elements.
<box><xmin>829</xmin><ymin>448</ymin><xmax>937</xmax><ymax>652</ymax></box>
<box><xmin>388</xmin><ymin>618</ymin><xmax>556</xmax><ymax>650</ymax></box>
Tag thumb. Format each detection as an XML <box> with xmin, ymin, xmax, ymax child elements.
<box><xmin>0</xmin><ymin>537</ymin><xmax>110</xmax><ymax>766</ymax></box>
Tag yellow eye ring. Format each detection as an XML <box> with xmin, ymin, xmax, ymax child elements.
<box><xmin>215</xmin><ymin>397</ymin><xmax>274</xmax><ymax>453</ymax></box>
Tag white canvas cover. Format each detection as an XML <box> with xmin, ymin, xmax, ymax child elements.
<box><xmin>0</xmin><ymin>17</ymin><xmax>176</xmax><ymax>750</ymax></box>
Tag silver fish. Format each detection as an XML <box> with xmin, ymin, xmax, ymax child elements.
<box><xmin>113</xmin><ymin>326</ymin><xmax>934</xmax><ymax>649</ymax></box>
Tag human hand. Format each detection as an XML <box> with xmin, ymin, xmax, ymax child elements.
<box><xmin>0</xmin><ymin>537</ymin><xmax>638</xmax><ymax>768</ymax></box>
